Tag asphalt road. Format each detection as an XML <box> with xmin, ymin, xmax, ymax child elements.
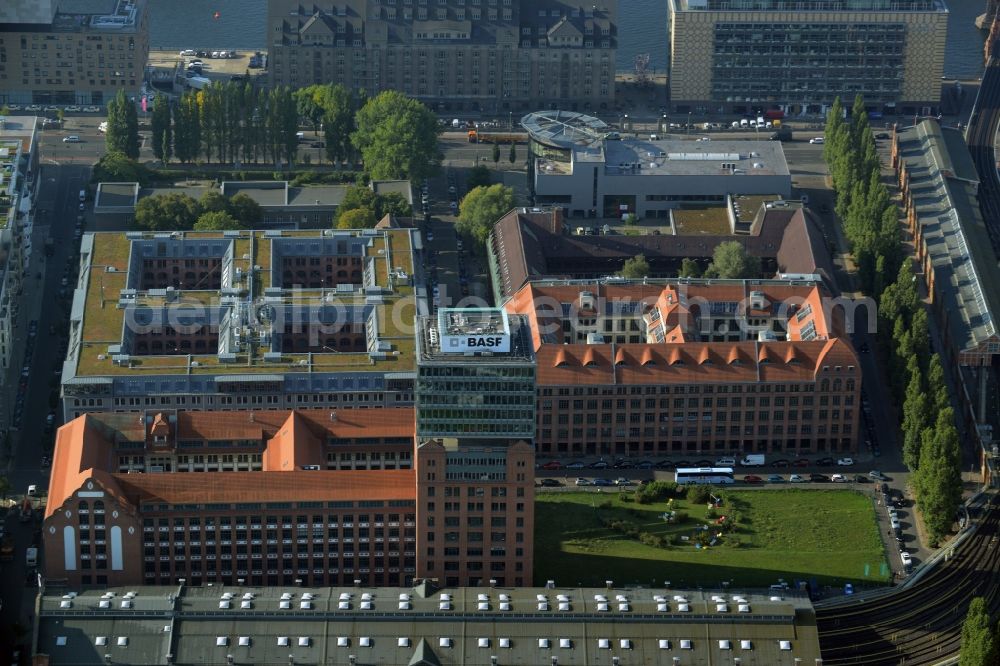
<box><xmin>0</xmin><ymin>158</ymin><xmax>88</xmax><ymax>664</ymax></box>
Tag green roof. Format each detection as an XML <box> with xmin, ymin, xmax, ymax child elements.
<box><xmin>67</xmin><ymin>228</ymin><xmax>423</xmax><ymax>380</ymax></box>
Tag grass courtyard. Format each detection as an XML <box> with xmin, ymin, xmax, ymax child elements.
<box><xmin>534</xmin><ymin>489</ymin><xmax>889</xmax><ymax>588</ymax></box>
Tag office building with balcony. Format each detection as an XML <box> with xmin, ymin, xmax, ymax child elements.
<box><xmin>59</xmin><ymin>228</ymin><xmax>423</xmax><ymax>422</ymax></box>
<box><xmin>43</xmin><ymin>408</ymin><xmax>419</xmax><ymax>588</ymax></box>
<box><xmin>266</xmin><ymin>0</ymin><xmax>617</xmax><ymax>113</ymax></box>
<box><xmin>0</xmin><ymin>0</ymin><xmax>150</xmax><ymax>106</ymax></box>
<box><xmin>666</xmin><ymin>0</ymin><xmax>948</xmax><ymax>117</ymax></box>
<box><xmin>504</xmin><ymin>278</ymin><xmax>861</xmax><ymax>458</ymax></box>
<box><xmin>414</xmin><ymin>308</ymin><xmax>537</xmax><ymax>587</ymax></box>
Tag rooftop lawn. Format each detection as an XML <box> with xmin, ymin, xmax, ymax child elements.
<box><xmin>534</xmin><ymin>489</ymin><xmax>888</xmax><ymax>589</ymax></box>
<box><xmin>671</xmin><ymin>206</ymin><xmax>732</xmax><ymax>235</ymax></box>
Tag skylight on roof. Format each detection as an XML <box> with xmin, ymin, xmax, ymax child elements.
<box><xmin>478</xmin><ymin>638</ymin><xmax>490</xmax><ymax>648</ymax></box>
<box><xmin>559</xmin><ymin>638</ymin><xmax>572</xmax><ymax>649</ymax></box>
<box><xmin>598</xmin><ymin>639</ymin><xmax>610</xmax><ymax>649</ymax></box>
<box><xmin>117</xmin><ymin>637</ymin><xmax>128</xmax><ymax>647</ymax></box>
<box><xmin>56</xmin><ymin>636</ymin><xmax>68</xmax><ymax>646</ymax></box>
<box><xmin>741</xmin><ymin>640</ymin><xmax>752</xmax><ymax>650</ymax></box>
<box><xmin>538</xmin><ymin>639</ymin><xmax>550</xmax><ymax>649</ymax></box>
<box><xmin>95</xmin><ymin>637</ymin><xmax>107</xmax><ymax>646</ymax></box>
<box><xmin>659</xmin><ymin>639</ymin><xmax>671</xmax><ymax>649</ymax></box>
<box><xmin>398</xmin><ymin>637</ymin><xmax>410</xmax><ymax>647</ymax></box>
<box><xmin>277</xmin><ymin>637</ymin><xmax>289</xmax><ymax>646</ymax></box>
<box><xmin>499</xmin><ymin>637</ymin><xmax>511</xmax><ymax>648</ymax></box>
<box><xmin>620</xmin><ymin>639</ymin><xmax>632</xmax><ymax>649</ymax></box>
<box><xmin>298</xmin><ymin>637</ymin><xmax>310</xmax><ymax>647</ymax></box>
<box><xmin>681</xmin><ymin>639</ymin><xmax>692</xmax><ymax>649</ymax></box>
<box><xmin>780</xmin><ymin>640</ymin><xmax>792</xmax><ymax>650</ymax></box>
<box><xmin>439</xmin><ymin>637</ymin><xmax>452</xmax><ymax>648</ymax></box>
<box><xmin>359</xmin><ymin>637</ymin><xmax>372</xmax><ymax>647</ymax></box>
<box><xmin>337</xmin><ymin>637</ymin><xmax>349</xmax><ymax>647</ymax></box>
<box><xmin>719</xmin><ymin>640</ymin><xmax>731</xmax><ymax>650</ymax></box>
<box><xmin>216</xmin><ymin>637</ymin><xmax>228</xmax><ymax>647</ymax></box>
<box><xmin>238</xmin><ymin>637</ymin><xmax>250</xmax><ymax>647</ymax></box>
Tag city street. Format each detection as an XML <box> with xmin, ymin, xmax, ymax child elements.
<box><xmin>1</xmin><ymin>160</ymin><xmax>88</xmax><ymax>663</ymax></box>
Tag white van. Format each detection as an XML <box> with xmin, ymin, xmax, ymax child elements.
<box><xmin>740</xmin><ymin>118</ymin><xmax>749</xmax><ymax>128</ymax></box>
<box><xmin>79</xmin><ymin>189</ymin><xmax>86</xmax><ymax>202</ymax></box>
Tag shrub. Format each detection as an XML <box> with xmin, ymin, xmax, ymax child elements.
<box><xmin>635</xmin><ymin>480</ymin><xmax>678</xmax><ymax>504</ymax></box>
<box><xmin>686</xmin><ymin>484</ymin><xmax>714</xmax><ymax>504</ymax></box>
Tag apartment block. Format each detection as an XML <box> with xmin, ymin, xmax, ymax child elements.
<box><xmin>666</xmin><ymin>0</ymin><xmax>948</xmax><ymax>116</ymax></box>
<box><xmin>0</xmin><ymin>0</ymin><xmax>150</xmax><ymax>106</ymax></box>
<box><xmin>504</xmin><ymin>278</ymin><xmax>862</xmax><ymax>458</ymax></box>
<box><xmin>266</xmin><ymin>0</ymin><xmax>617</xmax><ymax>113</ymax></box>
<box><xmin>60</xmin><ymin>228</ymin><xmax>423</xmax><ymax>421</ymax></box>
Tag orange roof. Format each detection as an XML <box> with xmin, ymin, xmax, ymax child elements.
<box><xmin>262</xmin><ymin>412</ymin><xmax>324</xmax><ymax>471</ymax></box>
<box><xmin>111</xmin><ymin>469</ymin><xmax>416</xmax><ymax>505</ymax></box>
<box><xmin>174</xmin><ymin>407</ymin><xmax>415</xmax><ymax>441</ymax></box>
<box><xmin>535</xmin><ymin>339</ymin><xmax>859</xmax><ymax>386</ymax></box>
<box><xmin>46</xmin><ymin>415</ymin><xmax>122</xmax><ymax>519</ymax></box>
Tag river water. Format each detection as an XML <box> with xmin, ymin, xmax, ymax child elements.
<box><xmin>148</xmin><ymin>0</ymin><xmax>987</xmax><ymax>78</ymax></box>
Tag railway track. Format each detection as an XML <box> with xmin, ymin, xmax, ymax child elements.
<box><xmin>817</xmin><ymin>495</ymin><xmax>1000</xmax><ymax>664</ymax></box>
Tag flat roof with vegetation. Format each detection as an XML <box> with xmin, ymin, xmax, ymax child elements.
<box><xmin>66</xmin><ymin>228</ymin><xmax>422</xmax><ymax>381</ymax></box>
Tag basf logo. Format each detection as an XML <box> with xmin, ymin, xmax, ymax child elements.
<box><xmin>442</xmin><ymin>334</ymin><xmax>511</xmax><ymax>353</ymax></box>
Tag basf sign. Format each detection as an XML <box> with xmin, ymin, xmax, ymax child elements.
<box><xmin>442</xmin><ymin>333</ymin><xmax>511</xmax><ymax>353</ymax></box>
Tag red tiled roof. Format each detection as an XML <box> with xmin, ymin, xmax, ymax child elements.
<box><xmin>534</xmin><ymin>339</ymin><xmax>859</xmax><ymax>386</ymax></box>
<box><xmin>111</xmin><ymin>469</ymin><xmax>416</xmax><ymax>505</ymax></box>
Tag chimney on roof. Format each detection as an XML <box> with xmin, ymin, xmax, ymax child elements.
<box><xmin>550</xmin><ymin>207</ymin><xmax>564</xmax><ymax>235</ymax></box>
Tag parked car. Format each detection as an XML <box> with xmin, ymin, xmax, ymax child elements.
<box><xmin>540</xmin><ymin>461</ymin><xmax>562</xmax><ymax>470</ymax></box>
<box><xmin>592</xmin><ymin>478</ymin><xmax>613</xmax><ymax>487</ymax></box>
<box><xmin>538</xmin><ymin>478</ymin><xmax>561</xmax><ymax>487</ymax></box>
<box><xmin>792</xmin><ymin>459</ymin><xmax>810</xmax><ymax>468</ymax></box>
<box><xmin>589</xmin><ymin>460</ymin><xmax>609</xmax><ymax>469</ymax></box>
<box><xmin>809</xmin><ymin>473</ymin><xmax>830</xmax><ymax>483</ymax></box>
<box><xmin>831</xmin><ymin>473</ymin><xmax>847</xmax><ymax>483</ymax></box>
<box><xmin>62</xmin><ymin>135</ymin><xmax>81</xmax><ymax>143</ymax></box>
<box><xmin>836</xmin><ymin>457</ymin><xmax>854</xmax><ymax>466</ymax></box>
<box><xmin>742</xmin><ymin>475</ymin><xmax>764</xmax><ymax>484</ymax></box>
<box><xmin>788</xmin><ymin>474</ymin><xmax>806</xmax><ymax>483</ymax></box>
<box><xmin>815</xmin><ymin>457</ymin><xmax>835</xmax><ymax>466</ymax></box>
<box><xmin>869</xmin><ymin>470</ymin><xmax>887</xmax><ymax>480</ymax></box>
<box><xmin>565</xmin><ymin>461</ymin><xmax>585</xmax><ymax>470</ymax></box>
<box><xmin>615</xmin><ymin>478</ymin><xmax>634</xmax><ymax>486</ymax></box>
<box><xmin>771</xmin><ymin>459</ymin><xmax>791</xmax><ymax>468</ymax></box>
<box><xmin>654</xmin><ymin>460</ymin><xmax>675</xmax><ymax>469</ymax></box>
<box><xmin>574</xmin><ymin>478</ymin><xmax>591</xmax><ymax>486</ymax></box>
<box><xmin>809</xmin><ymin>137</ymin><xmax>825</xmax><ymax>144</ymax></box>
<box><xmin>767</xmin><ymin>474</ymin><xmax>786</xmax><ymax>483</ymax></box>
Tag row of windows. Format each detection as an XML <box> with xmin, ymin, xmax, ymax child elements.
<box><xmin>540</xmin><ymin>381</ymin><xmax>851</xmax><ymax>396</ymax></box>
<box><xmin>542</xmin><ymin>409</ymin><xmax>854</xmax><ymax>424</ymax></box>
<box><xmin>544</xmin><ymin>394</ymin><xmax>850</xmax><ymax>409</ymax></box>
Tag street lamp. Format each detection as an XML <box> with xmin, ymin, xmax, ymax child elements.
<box><xmin>687</xmin><ymin>111</ymin><xmax>692</xmax><ymax>135</ymax></box>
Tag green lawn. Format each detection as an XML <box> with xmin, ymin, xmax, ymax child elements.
<box><xmin>534</xmin><ymin>489</ymin><xmax>889</xmax><ymax>588</ymax></box>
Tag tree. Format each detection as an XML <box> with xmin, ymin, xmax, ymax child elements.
<box><xmin>92</xmin><ymin>151</ymin><xmax>151</xmax><ymax>185</ymax></box>
<box><xmin>105</xmin><ymin>89</ymin><xmax>140</xmax><ymax>159</ymax></box>
<box><xmin>456</xmin><ymin>184</ymin><xmax>515</xmax><ymax>246</ymax></box>
<box><xmin>199</xmin><ymin>190</ymin><xmax>230</xmax><ymax>213</ymax></box>
<box><xmin>679</xmin><ymin>258</ymin><xmax>702</xmax><ymax>278</ymax></box>
<box><xmin>337</xmin><ymin>207</ymin><xmax>377</xmax><ymax>229</ymax></box>
<box><xmin>352</xmin><ymin>91</ymin><xmax>441</xmax><ymax>181</ymax></box>
<box><xmin>916</xmin><ymin>407</ymin><xmax>963</xmax><ymax>544</ymax></box>
<box><xmin>151</xmin><ymin>99</ymin><xmax>171</xmax><ymax>162</ymax></box>
<box><xmin>704</xmin><ymin>241</ymin><xmax>761</xmax><ymax>279</ymax></box>
<box><xmin>323</xmin><ymin>84</ymin><xmax>357</xmax><ymax>165</ymax></box>
<box><xmin>228</xmin><ymin>193</ymin><xmax>262</xmax><ymax>228</ymax></box>
<box><xmin>509</xmin><ymin>142</ymin><xmax>517</xmax><ymax>166</ymax></box>
<box><xmin>334</xmin><ymin>185</ymin><xmax>378</xmax><ymax>225</ymax></box>
<box><xmin>194</xmin><ymin>210</ymin><xmax>241</xmax><ymax>231</ymax></box>
<box><xmin>376</xmin><ymin>191</ymin><xmax>412</xmax><ymax>219</ymax></box>
<box><xmin>134</xmin><ymin>193</ymin><xmax>201</xmax><ymax>231</ymax></box>
<box><xmin>466</xmin><ymin>164</ymin><xmax>491</xmax><ymax>190</ymax></box>
<box><xmin>960</xmin><ymin>597</ymin><xmax>997</xmax><ymax>666</ymax></box>
<box><xmin>621</xmin><ymin>255</ymin><xmax>650</xmax><ymax>279</ymax></box>
<box><xmin>902</xmin><ymin>366</ymin><xmax>929</xmax><ymax>472</ymax></box>
<box><xmin>927</xmin><ymin>354</ymin><xmax>950</xmax><ymax>413</ymax></box>
<box><xmin>492</xmin><ymin>141</ymin><xmax>501</xmax><ymax>168</ymax></box>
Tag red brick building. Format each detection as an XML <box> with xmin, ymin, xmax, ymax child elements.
<box><xmin>504</xmin><ymin>279</ymin><xmax>862</xmax><ymax>458</ymax></box>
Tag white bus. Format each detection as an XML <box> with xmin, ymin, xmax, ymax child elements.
<box><xmin>674</xmin><ymin>467</ymin><xmax>735</xmax><ymax>485</ymax></box>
